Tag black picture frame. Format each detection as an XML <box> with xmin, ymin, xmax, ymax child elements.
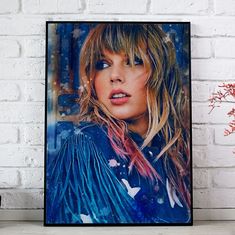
<box><xmin>44</xmin><ymin>21</ymin><xmax>192</xmax><ymax>226</ymax></box>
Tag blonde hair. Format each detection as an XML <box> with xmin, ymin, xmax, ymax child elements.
<box><xmin>78</xmin><ymin>23</ymin><xmax>191</xmax><ymax>208</ymax></box>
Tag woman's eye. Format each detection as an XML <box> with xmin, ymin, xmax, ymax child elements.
<box><xmin>134</xmin><ymin>57</ymin><xmax>143</xmax><ymax>65</ymax></box>
<box><xmin>95</xmin><ymin>60</ymin><xmax>109</xmax><ymax>70</ymax></box>
<box><xmin>126</xmin><ymin>57</ymin><xmax>143</xmax><ymax>66</ymax></box>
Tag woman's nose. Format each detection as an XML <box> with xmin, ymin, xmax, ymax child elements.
<box><xmin>110</xmin><ymin>66</ymin><xmax>125</xmax><ymax>84</ymax></box>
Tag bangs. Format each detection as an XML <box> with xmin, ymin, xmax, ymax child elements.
<box><xmin>91</xmin><ymin>24</ymin><xmax>150</xmax><ymax>67</ymax></box>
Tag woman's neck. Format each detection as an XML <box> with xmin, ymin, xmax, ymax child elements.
<box><xmin>126</xmin><ymin>113</ymin><xmax>149</xmax><ymax>138</ymax></box>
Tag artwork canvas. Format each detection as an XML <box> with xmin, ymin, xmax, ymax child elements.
<box><xmin>45</xmin><ymin>22</ymin><xmax>192</xmax><ymax>225</ymax></box>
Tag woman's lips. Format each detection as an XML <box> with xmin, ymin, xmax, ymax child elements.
<box><xmin>109</xmin><ymin>89</ymin><xmax>131</xmax><ymax>105</ymax></box>
<box><xmin>110</xmin><ymin>96</ymin><xmax>130</xmax><ymax>105</ymax></box>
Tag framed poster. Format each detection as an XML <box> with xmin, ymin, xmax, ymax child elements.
<box><xmin>45</xmin><ymin>22</ymin><xmax>192</xmax><ymax>225</ymax></box>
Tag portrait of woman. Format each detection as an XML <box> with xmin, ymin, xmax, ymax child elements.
<box><xmin>45</xmin><ymin>22</ymin><xmax>191</xmax><ymax>225</ymax></box>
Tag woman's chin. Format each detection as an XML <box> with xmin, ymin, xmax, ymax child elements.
<box><xmin>112</xmin><ymin>114</ymin><xmax>132</xmax><ymax>120</ymax></box>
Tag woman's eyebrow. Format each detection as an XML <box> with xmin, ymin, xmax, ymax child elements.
<box><xmin>99</xmin><ymin>52</ymin><xmax>129</xmax><ymax>61</ymax></box>
<box><xmin>99</xmin><ymin>54</ymin><xmax>108</xmax><ymax>59</ymax></box>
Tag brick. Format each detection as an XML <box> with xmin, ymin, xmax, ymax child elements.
<box><xmin>22</xmin><ymin>0</ymin><xmax>41</xmax><ymax>13</ymax></box>
<box><xmin>215</xmin><ymin>0</ymin><xmax>235</xmax><ymax>15</ymax></box>
<box><xmin>0</xmin><ymin>40</ymin><xmax>20</xmax><ymax>58</ymax></box>
<box><xmin>0</xmin><ymin>189</ymin><xmax>43</xmax><ymax>209</ymax></box>
<box><xmin>192</xmin><ymin>125</ymin><xmax>213</xmax><ymax>145</ymax></box>
<box><xmin>214</xmin><ymin>38</ymin><xmax>235</xmax><ymax>58</ymax></box>
<box><xmin>194</xmin><ymin>189</ymin><xmax>235</xmax><ymax>208</ymax></box>
<box><xmin>23</xmin><ymin>81</ymin><xmax>45</xmax><ymax>102</ymax></box>
<box><xmin>37</xmin><ymin>0</ymin><xmax>58</xmax><ymax>13</ymax></box>
<box><xmin>0</xmin><ymin>59</ymin><xmax>44</xmax><ymax>80</ymax></box>
<box><xmin>193</xmin><ymin>168</ymin><xmax>209</xmax><ymax>189</ymax></box>
<box><xmin>0</xmin><ymin>0</ymin><xmax>19</xmax><ymax>13</ymax></box>
<box><xmin>0</xmin><ymin>169</ymin><xmax>20</xmax><ymax>188</ymax></box>
<box><xmin>57</xmin><ymin>0</ymin><xmax>83</xmax><ymax>13</ymax></box>
<box><xmin>191</xmin><ymin>38</ymin><xmax>212</xmax><ymax>59</ymax></box>
<box><xmin>192</xmin><ymin>103</ymin><xmax>210</xmax><ymax>124</ymax></box>
<box><xmin>191</xmin><ymin>19</ymin><xmax>214</xmax><ymax>37</ymax></box>
<box><xmin>22</xmin><ymin>125</ymin><xmax>44</xmax><ymax>145</ymax></box>
<box><xmin>20</xmin><ymin>168</ymin><xmax>43</xmax><ymax>188</ymax></box>
<box><xmin>0</xmin><ymin>82</ymin><xmax>20</xmax><ymax>101</ymax></box>
<box><xmin>88</xmin><ymin>0</ymin><xmax>148</xmax><ymax>14</ymax></box>
<box><xmin>190</xmin><ymin>18</ymin><xmax>235</xmax><ymax>37</ymax></box>
<box><xmin>0</xmin><ymin>146</ymin><xmax>44</xmax><ymax>167</ymax></box>
<box><xmin>23</xmin><ymin>38</ymin><xmax>45</xmax><ymax>58</ymax></box>
<box><xmin>22</xmin><ymin>0</ymin><xmax>82</xmax><ymax>13</ymax></box>
<box><xmin>0</xmin><ymin>18</ymin><xmax>45</xmax><ymax>36</ymax></box>
<box><xmin>214</xmin><ymin>18</ymin><xmax>235</xmax><ymax>36</ymax></box>
<box><xmin>0</xmin><ymin>103</ymin><xmax>44</xmax><ymax>123</ymax></box>
<box><xmin>214</xmin><ymin>125</ymin><xmax>235</xmax><ymax>145</ymax></box>
<box><xmin>150</xmin><ymin>0</ymin><xmax>209</xmax><ymax>14</ymax></box>
<box><xmin>192</xmin><ymin>59</ymin><xmax>235</xmax><ymax>80</ymax></box>
<box><xmin>193</xmin><ymin>145</ymin><xmax>235</xmax><ymax>168</ymax></box>
<box><xmin>192</xmin><ymin>81</ymin><xmax>211</xmax><ymax>102</ymax></box>
<box><xmin>212</xmin><ymin>169</ymin><xmax>235</xmax><ymax>188</ymax></box>
<box><xmin>0</xmin><ymin>125</ymin><xmax>19</xmax><ymax>144</ymax></box>
<box><xmin>193</xmin><ymin>102</ymin><xmax>234</xmax><ymax>124</ymax></box>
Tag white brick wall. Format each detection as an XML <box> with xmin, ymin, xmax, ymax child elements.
<box><xmin>0</xmin><ymin>0</ymin><xmax>234</xmax><ymax>221</ymax></box>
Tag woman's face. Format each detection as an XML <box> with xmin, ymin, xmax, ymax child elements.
<box><xmin>94</xmin><ymin>50</ymin><xmax>149</xmax><ymax>124</ymax></box>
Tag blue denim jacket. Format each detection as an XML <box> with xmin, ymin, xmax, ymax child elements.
<box><xmin>46</xmin><ymin>122</ymin><xmax>191</xmax><ymax>224</ymax></box>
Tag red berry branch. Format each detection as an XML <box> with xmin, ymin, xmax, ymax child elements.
<box><xmin>209</xmin><ymin>83</ymin><xmax>235</xmax><ymax>137</ymax></box>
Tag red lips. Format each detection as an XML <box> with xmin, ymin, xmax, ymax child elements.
<box><xmin>109</xmin><ymin>89</ymin><xmax>131</xmax><ymax>105</ymax></box>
